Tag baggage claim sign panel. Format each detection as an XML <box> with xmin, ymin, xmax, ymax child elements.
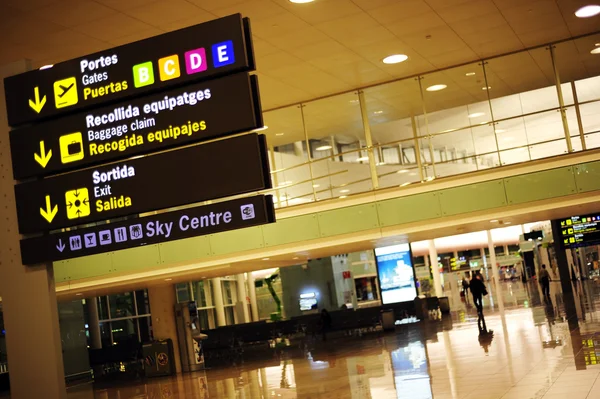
<box><xmin>14</xmin><ymin>133</ymin><xmax>271</xmax><ymax>234</ymax></box>
<box><xmin>4</xmin><ymin>14</ymin><xmax>254</xmax><ymax>126</ymax></box>
<box><xmin>10</xmin><ymin>73</ymin><xmax>261</xmax><ymax>179</ymax></box>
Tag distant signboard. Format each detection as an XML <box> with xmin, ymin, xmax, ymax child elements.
<box><xmin>559</xmin><ymin>214</ymin><xmax>600</xmax><ymax>248</ymax></box>
<box><xmin>374</xmin><ymin>243</ymin><xmax>417</xmax><ymax>304</ymax></box>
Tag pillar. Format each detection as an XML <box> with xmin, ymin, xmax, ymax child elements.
<box><xmin>428</xmin><ymin>240</ymin><xmax>443</xmax><ymax>298</ymax></box>
<box><xmin>236</xmin><ymin>274</ymin><xmax>250</xmax><ymax>323</ymax></box>
<box><xmin>0</xmin><ymin>60</ymin><xmax>67</xmax><ymax>398</ymax></box>
<box><xmin>211</xmin><ymin>278</ymin><xmax>226</xmax><ymax>326</ymax></box>
<box><xmin>247</xmin><ymin>272</ymin><xmax>259</xmax><ymax>322</ymax></box>
<box><xmin>148</xmin><ymin>284</ymin><xmax>182</xmax><ymax>373</ymax></box>
<box><xmin>86</xmin><ymin>297</ymin><xmax>102</xmax><ymax>349</ymax></box>
<box><xmin>487</xmin><ymin>230</ymin><xmax>504</xmax><ymax>313</ymax></box>
<box><xmin>550</xmin><ymin>219</ymin><xmax>573</xmax><ymax>295</ymax></box>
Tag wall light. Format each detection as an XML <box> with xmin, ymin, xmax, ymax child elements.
<box><xmin>316</xmin><ymin>145</ymin><xmax>332</xmax><ymax>151</ymax></box>
<box><xmin>591</xmin><ymin>47</ymin><xmax>600</xmax><ymax>55</ymax></box>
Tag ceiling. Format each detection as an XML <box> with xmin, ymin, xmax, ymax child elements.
<box><xmin>1</xmin><ymin>0</ymin><xmax>599</xmax><ymax>110</ymax></box>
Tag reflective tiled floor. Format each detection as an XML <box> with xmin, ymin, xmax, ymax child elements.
<box><xmin>56</xmin><ymin>280</ymin><xmax>600</xmax><ymax>398</ymax></box>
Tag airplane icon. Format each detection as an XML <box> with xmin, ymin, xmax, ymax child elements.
<box><xmin>57</xmin><ymin>82</ymin><xmax>74</xmax><ymax>98</ymax></box>
<box><xmin>53</xmin><ymin>77</ymin><xmax>78</xmax><ymax>108</ymax></box>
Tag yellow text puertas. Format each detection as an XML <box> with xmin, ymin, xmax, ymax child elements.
<box><xmin>65</xmin><ymin>188</ymin><xmax>90</xmax><ymax>219</ymax></box>
<box><xmin>59</xmin><ymin>132</ymin><xmax>84</xmax><ymax>164</ymax></box>
<box><xmin>53</xmin><ymin>77</ymin><xmax>78</xmax><ymax>108</ymax></box>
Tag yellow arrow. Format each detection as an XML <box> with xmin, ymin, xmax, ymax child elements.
<box><xmin>28</xmin><ymin>86</ymin><xmax>46</xmax><ymax>113</ymax></box>
<box><xmin>40</xmin><ymin>195</ymin><xmax>58</xmax><ymax>223</ymax></box>
<box><xmin>34</xmin><ymin>141</ymin><xmax>52</xmax><ymax>168</ymax></box>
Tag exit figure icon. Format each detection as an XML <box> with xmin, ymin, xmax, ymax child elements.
<box><xmin>65</xmin><ymin>188</ymin><xmax>90</xmax><ymax>219</ymax></box>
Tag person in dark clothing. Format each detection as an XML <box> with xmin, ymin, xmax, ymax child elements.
<box><xmin>470</xmin><ymin>272</ymin><xmax>487</xmax><ymax>314</ymax></box>
<box><xmin>461</xmin><ymin>277</ymin><xmax>470</xmax><ymax>304</ymax></box>
<box><xmin>539</xmin><ymin>264</ymin><xmax>551</xmax><ymax>302</ymax></box>
<box><xmin>319</xmin><ymin>309</ymin><xmax>332</xmax><ymax>341</ymax></box>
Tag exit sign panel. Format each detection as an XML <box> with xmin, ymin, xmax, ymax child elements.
<box><xmin>14</xmin><ymin>133</ymin><xmax>271</xmax><ymax>234</ymax></box>
<box><xmin>4</xmin><ymin>14</ymin><xmax>254</xmax><ymax>127</ymax></box>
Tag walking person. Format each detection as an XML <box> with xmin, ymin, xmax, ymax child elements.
<box><xmin>461</xmin><ymin>275</ymin><xmax>470</xmax><ymax>304</ymax></box>
<box><xmin>539</xmin><ymin>264</ymin><xmax>551</xmax><ymax>302</ymax></box>
<box><xmin>470</xmin><ymin>272</ymin><xmax>489</xmax><ymax>334</ymax></box>
<box><xmin>470</xmin><ymin>272</ymin><xmax>487</xmax><ymax>315</ymax></box>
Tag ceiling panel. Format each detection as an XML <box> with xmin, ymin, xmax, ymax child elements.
<box><xmin>1</xmin><ymin>0</ymin><xmax>599</xmax><ymax>111</ymax></box>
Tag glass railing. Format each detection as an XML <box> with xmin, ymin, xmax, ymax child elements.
<box><xmin>259</xmin><ymin>32</ymin><xmax>600</xmax><ymax>208</ymax></box>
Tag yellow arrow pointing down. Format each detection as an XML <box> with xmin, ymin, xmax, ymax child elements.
<box><xmin>40</xmin><ymin>195</ymin><xmax>58</xmax><ymax>223</ymax></box>
<box><xmin>28</xmin><ymin>86</ymin><xmax>46</xmax><ymax>113</ymax></box>
<box><xmin>34</xmin><ymin>141</ymin><xmax>52</xmax><ymax>168</ymax></box>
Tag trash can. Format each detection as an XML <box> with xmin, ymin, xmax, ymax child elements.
<box><xmin>414</xmin><ymin>296</ymin><xmax>428</xmax><ymax>321</ymax></box>
<box><xmin>381</xmin><ymin>309</ymin><xmax>395</xmax><ymax>331</ymax></box>
<box><xmin>143</xmin><ymin>339</ymin><xmax>175</xmax><ymax>377</ymax></box>
<box><xmin>439</xmin><ymin>297</ymin><xmax>450</xmax><ymax>314</ymax></box>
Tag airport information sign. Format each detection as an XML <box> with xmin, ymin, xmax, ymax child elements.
<box><xmin>14</xmin><ymin>133</ymin><xmax>270</xmax><ymax>234</ymax></box>
<box><xmin>4</xmin><ymin>14</ymin><xmax>254</xmax><ymax>126</ymax></box>
<box><xmin>559</xmin><ymin>214</ymin><xmax>600</xmax><ymax>248</ymax></box>
<box><xmin>19</xmin><ymin>195</ymin><xmax>275</xmax><ymax>265</ymax></box>
<box><xmin>10</xmin><ymin>73</ymin><xmax>261</xmax><ymax>179</ymax></box>
<box><xmin>4</xmin><ymin>14</ymin><xmax>276</xmax><ymax>265</ymax></box>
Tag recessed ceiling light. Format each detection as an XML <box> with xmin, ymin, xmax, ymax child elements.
<box><xmin>425</xmin><ymin>176</ymin><xmax>435</xmax><ymax>181</ymax></box>
<box><xmin>374</xmin><ymin>110</ymin><xmax>383</xmax><ymax>114</ymax></box>
<box><xmin>426</xmin><ymin>84</ymin><xmax>447</xmax><ymax>92</ymax></box>
<box><xmin>356</xmin><ymin>156</ymin><xmax>369</xmax><ymax>162</ymax></box>
<box><xmin>490</xmin><ymin>219</ymin><xmax>498</xmax><ymax>223</ymax></box>
<box><xmin>468</xmin><ymin>112</ymin><xmax>485</xmax><ymax>118</ymax></box>
<box><xmin>262</xmin><ymin>257</ymin><xmax>270</xmax><ymax>261</ymax></box>
<box><xmin>482</xmin><ymin>86</ymin><xmax>492</xmax><ymax>90</ymax></box>
<box><xmin>255</xmin><ymin>125</ymin><xmax>269</xmax><ymax>131</ymax></box>
<box><xmin>575</xmin><ymin>5</ymin><xmax>600</xmax><ymax>18</ymax></box>
<box><xmin>339</xmin><ymin>195</ymin><xmax>348</xmax><ymax>199</ymax></box>
<box><xmin>164</xmin><ymin>278</ymin><xmax>172</xmax><ymax>281</ymax></box>
<box><xmin>591</xmin><ymin>47</ymin><xmax>600</xmax><ymax>54</ymax></box>
<box><xmin>495</xmin><ymin>129</ymin><xmax>506</xmax><ymax>133</ymax></box>
<box><xmin>503</xmin><ymin>221</ymin><xmax>512</xmax><ymax>225</ymax></box>
<box><xmin>312</xmin><ymin>184</ymin><xmax>320</xmax><ymax>188</ymax></box>
<box><xmin>316</xmin><ymin>145</ymin><xmax>332</xmax><ymax>151</ymax></box>
<box><xmin>290</xmin><ymin>0</ymin><xmax>314</xmax><ymax>3</ymax></box>
<box><xmin>349</xmin><ymin>99</ymin><xmax>359</xmax><ymax>104</ymax></box>
<box><xmin>39</xmin><ymin>64</ymin><xmax>53</xmax><ymax>70</ymax></box>
<box><xmin>278</xmin><ymin>181</ymin><xmax>293</xmax><ymax>187</ymax></box>
<box><xmin>376</xmin><ymin>162</ymin><xmax>386</xmax><ymax>166</ymax></box>
<box><xmin>276</xmin><ymin>133</ymin><xmax>285</xmax><ymax>136</ymax></box>
<box><xmin>340</xmin><ymin>189</ymin><xmax>350</xmax><ymax>193</ymax></box>
<box><xmin>465</xmin><ymin>72</ymin><xmax>476</xmax><ymax>76</ymax></box>
<box><xmin>75</xmin><ymin>293</ymin><xmax>83</xmax><ymax>296</ymax></box>
<box><xmin>382</xmin><ymin>54</ymin><xmax>409</xmax><ymax>64</ymax></box>
<box><xmin>400</xmin><ymin>182</ymin><xmax>411</xmax><ymax>187</ymax></box>
<box><xmin>397</xmin><ymin>169</ymin><xmax>409</xmax><ymax>174</ymax></box>
<box><xmin>293</xmin><ymin>257</ymin><xmax>299</xmax><ymax>260</ymax></box>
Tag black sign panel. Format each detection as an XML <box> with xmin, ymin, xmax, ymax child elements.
<box><xmin>19</xmin><ymin>195</ymin><xmax>275</xmax><ymax>265</ymax></box>
<box><xmin>559</xmin><ymin>213</ymin><xmax>600</xmax><ymax>248</ymax></box>
<box><xmin>4</xmin><ymin>14</ymin><xmax>254</xmax><ymax>127</ymax></box>
<box><xmin>14</xmin><ymin>133</ymin><xmax>271</xmax><ymax>234</ymax></box>
<box><xmin>10</xmin><ymin>73</ymin><xmax>262</xmax><ymax>180</ymax></box>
